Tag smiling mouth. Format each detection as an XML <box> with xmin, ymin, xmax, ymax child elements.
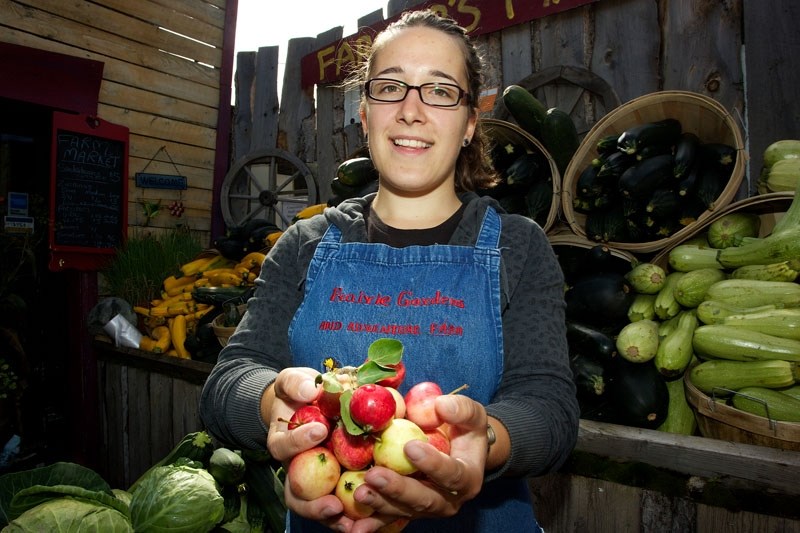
<box><xmin>393</xmin><ymin>138</ymin><xmax>431</xmax><ymax>149</ymax></box>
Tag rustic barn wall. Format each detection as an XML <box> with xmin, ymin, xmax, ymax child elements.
<box><xmin>232</xmin><ymin>0</ymin><xmax>800</xmax><ymax>210</ymax></box>
<box><xmin>0</xmin><ymin>0</ymin><xmax>233</xmax><ymax>246</ymax></box>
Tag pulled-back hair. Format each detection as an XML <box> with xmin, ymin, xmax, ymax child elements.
<box><xmin>346</xmin><ymin>9</ymin><xmax>498</xmax><ymax>192</ymax></box>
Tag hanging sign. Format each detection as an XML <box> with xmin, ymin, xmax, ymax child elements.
<box><xmin>301</xmin><ymin>0</ymin><xmax>600</xmax><ymax>88</ymax></box>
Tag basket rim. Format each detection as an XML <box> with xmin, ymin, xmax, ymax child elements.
<box><xmin>560</xmin><ymin>90</ymin><xmax>746</xmax><ymax>253</ymax></box>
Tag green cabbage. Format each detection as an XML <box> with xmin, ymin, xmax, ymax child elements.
<box><xmin>3</xmin><ymin>497</ymin><xmax>133</xmax><ymax>532</ymax></box>
<box><xmin>130</xmin><ymin>464</ymin><xmax>224</xmax><ymax>533</ymax></box>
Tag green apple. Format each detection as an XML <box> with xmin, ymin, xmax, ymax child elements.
<box><xmin>373</xmin><ymin>418</ymin><xmax>428</xmax><ymax>475</ymax></box>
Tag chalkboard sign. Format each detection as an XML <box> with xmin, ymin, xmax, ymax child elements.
<box><xmin>49</xmin><ymin>112</ymin><xmax>129</xmax><ymax>271</ymax></box>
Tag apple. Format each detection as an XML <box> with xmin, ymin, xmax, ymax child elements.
<box><xmin>287</xmin><ymin>446</ymin><xmax>341</xmax><ymax>500</ymax></box>
<box><xmin>373</xmin><ymin>418</ymin><xmax>428</xmax><ymax>475</ymax></box>
<box><xmin>288</xmin><ymin>404</ymin><xmax>332</xmax><ymax>434</ymax></box>
<box><xmin>335</xmin><ymin>470</ymin><xmax>374</xmax><ymax>520</ymax></box>
<box><xmin>387</xmin><ymin>386</ymin><xmax>406</xmax><ymax>419</ymax></box>
<box><xmin>424</xmin><ymin>426</ymin><xmax>451</xmax><ymax>455</ymax></box>
<box><xmin>377</xmin><ymin>361</ymin><xmax>406</xmax><ymax>389</ymax></box>
<box><xmin>328</xmin><ymin>423</ymin><xmax>375</xmax><ymax>471</ymax></box>
<box><xmin>404</xmin><ymin>381</ymin><xmax>444</xmax><ymax>431</ymax></box>
<box><xmin>349</xmin><ymin>383</ymin><xmax>396</xmax><ymax>433</ymax></box>
<box><xmin>315</xmin><ymin>389</ymin><xmax>343</xmax><ymax>420</ymax></box>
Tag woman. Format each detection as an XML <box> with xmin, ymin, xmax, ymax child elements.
<box><xmin>201</xmin><ymin>10</ymin><xmax>579</xmax><ymax>532</ymax></box>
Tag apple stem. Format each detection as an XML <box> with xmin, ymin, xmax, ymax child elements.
<box><xmin>447</xmin><ymin>384</ymin><xmax>469</xmax><ymax>395</ymax></box>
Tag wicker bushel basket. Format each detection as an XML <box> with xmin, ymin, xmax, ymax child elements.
<box><xmin>212</xmin><ymin>304</ymin><xmax>247</xmax><ymax>347</ymax></box>
<box><xmin>480</xmin><ymin>118</ymin><xmax>561</xmax><ymax>234</ymax></box>
<box><xmin>684</xmin><ymin>373</ymin><xmax>800</xmax><ymax>452</ymax></box>
<box><xmin>561</xmin><ymin>91</ymin><xmax>746</xmax><ymax>254</ymax></box>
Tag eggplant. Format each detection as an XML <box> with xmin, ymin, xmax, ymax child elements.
<box><xmin>565</xmin><ymin>271</ymin><xmax>637</xmax><ymax>329</ymax></box>
<box><xmin>570</xmin><ymin>352</ymin><xmax>608</xmax><ymax>400</ymax></box>
<box><xmin>566</xmin><ymin>320</ymin><xmax>618</xmax><ymax>362</ymax></box>
<box><xmin>607</xmin><ymin>357</ymin><xmax>669</xmax><ymax>429</ymax></box>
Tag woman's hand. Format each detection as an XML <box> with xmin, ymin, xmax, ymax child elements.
<box><xmin>346</xmin><ymin>393</ymin><xmax>491</xmax><ymax>532</ymax></box>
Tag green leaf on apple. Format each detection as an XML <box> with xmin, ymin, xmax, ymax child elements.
<box><xmin>317</xmin><ymin>371</ymin><xmax>345</xmax><ymax>393</ymax></box>
<box><xmin>366</xmin><ymin>338</ymin><xmax>403</xmax><ymax>365</ymax></box>
<box><xmin>338</xmin><ymin>389</ymin><xmax>366</xmax><ymax>435</ymax></box>
<box><xmin>357</xmin><ymin>360</ymin><xmax>397</xmax><ymax>386</ymax></box>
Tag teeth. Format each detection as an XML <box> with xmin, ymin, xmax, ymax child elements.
<box><xmin>394</xmin><ymin>138</ymin><xmax>431</xmax><ymax>148</ymax></box>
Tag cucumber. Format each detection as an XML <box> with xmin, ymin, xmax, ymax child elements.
<box><xmin>502</xmin><ymin>84</ymin><xmax>548</xmax><ymax>139</ymax></box>
<box><xmin>731</xmin><ymin>386</ymin><xmax>800</xmax><ymax>422</ymax></box>
<box><xmin>692</xmin><ymin>324</ymin><xmax>800</xmax><ymax>362</ymax></box>
<box><xmin>540</xmin><ymin>107</ymin><xmax>580</xmax><ymax>175</ymax></box>
<box><xmin>688</xmin><ymin>359</ymin><xmax>798</xmax><ymax>395</ymax></box>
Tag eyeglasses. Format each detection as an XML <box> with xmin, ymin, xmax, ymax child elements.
<box><xmin>365</xmin><ymin>78</ymin><xmax>469</xmax><ymax>108</ymax></box>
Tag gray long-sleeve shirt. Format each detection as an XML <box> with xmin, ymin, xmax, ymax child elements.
<box><xmin>199</xmin><ymin>191</ymin><xmax>579</xmax><ymax>479</ymax></box>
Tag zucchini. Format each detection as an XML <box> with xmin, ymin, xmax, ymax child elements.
<box><xmin>762</xmin><ymin>139</ymin><xmax>800</xmax><ymax>169</ymax></box>
<box><xmin>717</xmin><ymin>227</ymin><xmax>800</xmax><ymax>268</ymax></box>
<box><xmin>654</xmin><ymin>310</ymin><xmax>697</xmax><ymax>378</ymax></box>
<box><xmin>540</xmin><ymin>107</ymin><xmax>580</xmax><ymax>175</ymax></box>
<box><xmin>696</xmin><ymin>299</ymin><xmax>778</xmax><ymax>325</ymax></box>
<box><xmin>729</xmin><ymin>259</ymin><xmax>800</xmax><ymax>282</ymax></box>
<box><xmin>703</xmin><ymin>278</ymin><xmax>800</xmax><ymax>308</ymax></box>
<box><xmin>617</xmin><ymin>118</ymin><xmax>682</xmax><ymax>155</ymax></box>
<box><xmin>585</xmin><ymin>203</ymin><xmax>628</xmax><ymax>243</ymax></box>
<box><xmin>597</xmin><ymin>151</ymin><xmax>635</xmax><ymax>178</ymax></box>
<box><xmin>692</xmin><ymin>324</ymin><xmax>800</xmax><ymax>362</ymax></box>
<box><xmin>618</xmin><ymin>153</ymin><xmax>674</xmax><ymax>199</ymax></box>
<box><xmin>653</xmin><ymin>271</ymin><xmax>685</xmax><ymax>320</ymax></box>
<box><xmin>628</xmin><ymin>293</ymin><xmax>657</xmax><ymax>322</ymax></box>
<box><xmin>615</xmin><ymin>319</ymin><xmax>660</xmax><ymax>363</ymax></box>
<box><xmin>694</xmin><ymin>162</ymin><xmax>730</xmax><ymax>209</ymax></box>
<box><xmin>673</xmin><ymin>267</ymin><xmax>727</xmax><ymax>308</ymax></box>
<box><xmin>625</xmin><ymin>262</ymin><xmax>667</xmax><ymax>295</ymax></box>
<box><xmin>778</xmin><ymin>384</ymin><xmax>800</xmax><ymax>401</ymax></box>
<box><xmin>720</xmin><ymin>308</ymin><xmax>800</xmax><ymax>340</ymax></box>
<box><xmin>706</xmin><ymin>212</ymin><xmax>761</xmax><ymax>249</ymax></box>
<box><xmin>596</xmin><ymin>134</ymin><xmax>620</xmax><ymax>156</ymax></box>
<box><xmin>657</xmin><ymin>376</ymin><xmax>697</xmax><ymax>435</ymax></box>
<box><xmin>672</xmin><ymin>132</ymin><xmax>700</xmax><ymax>179</ymax></box>
<box><xmin>700</xmin><ymin>142</ymin><xmax>737</xmax><ymax>168</ymax></box>
<box><xmin>731</xmin><ymin>387</ymin><xmax>800</xmax><ymax>422</ymax></box>
<box><xmin>505</xmin><ymin>152</ymin><xmax>547</xmax><ymax>188</ymax></box>
<box><xmin>764</xmin><ymin>159</ymin><xmax>800</xmax><ymax>192</ymax></box>
<box><xmin>193</xmin><ymin>286</ymin><xmax>252</xmax><ymax>306</ymax></box>
<box><xmin>677</xmin><ymin>161</ymin><xmax>701</xmax><ymax>197</ymax></box>
<box><xmin>668</xmin><ymin>244</ymin><xmax>724</xmax><ymax>272</ymax></box>
<box><xmin>525</xmin><ymin>176</ymin><xmax>554</xmax><ymax>226</ymax></box>
<box><xmin>209</xmin><ymin>447</ymin><xmax>247</xmax><ymax>486</ymax></box>
<box><xmin>490</xmin><ymin>139</ymin><xmax>528</xmax><ymax>174</ymax></box>
<box><xmin>502</xmin><ymin>84</ymin><xmax>548</xmax><ymax>138</ymax></box>
<box><xmin>688</xmin><ymin>359</ymin><xmax>798</xmax><ymax>395</ymax></box>
<box><xmin>336</xmin><ymin>157</ymin><xmax>379</xmax><ymax>187</ymax></box>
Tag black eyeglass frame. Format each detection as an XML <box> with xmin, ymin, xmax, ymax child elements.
<box><xmin>364</xmin><ymin>78</ymin><xmax>470</xmax><ymax>108</ymax></box>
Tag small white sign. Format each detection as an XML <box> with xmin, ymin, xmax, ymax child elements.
<box><xmin>4</xmin><ymin>215</ymin><xmax>35</xmax><ymax>234</ymax></box>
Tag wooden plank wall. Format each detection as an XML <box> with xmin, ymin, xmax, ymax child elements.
<box><xmin>0</xmin><ymin>0</ymin><xmax>231</xmax><ymax>246</ymax></box>
<box><xmin>234</xmin><ymin>0</ymin><xmax>799</xmax><ymax>209</ymax></box>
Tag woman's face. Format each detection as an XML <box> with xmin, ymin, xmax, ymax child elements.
<box><xmin>360</xmin><ymin>26</ymin><xmax>477</xmax><ymax>197</ymax></box>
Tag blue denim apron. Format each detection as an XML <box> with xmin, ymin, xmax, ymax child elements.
<box><xmin>287</xmin><ymin>208</ymin><xmax>541</xmax><ymax>532</ymax></box>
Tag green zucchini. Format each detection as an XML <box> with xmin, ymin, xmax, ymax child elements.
<box><xmin>657</xmin><ymin>376</ymin><xmax>697</xmax><ymax>435</ymax></box>
<box><xmin>628</xmin><ymin>293</ymin><xmax>657</xmax><ymax>322</ymax></box>
<box><xmin>692</xmin><ymin>324</ymin><xmax>800</xmax><ymax>362</ymax></box>
<box><xmin>764</xmin><ymin>159</ymin><xmax>800</xmax><ymax>192</ymax></box>
<box><xmin>688</xmin><ymin>359</ymin><xmax>798</xmax><ymax>395</ymax></box>
<box><xmin>336</xmin><ymin>157</ymin><xmax>379</xmax><ymax>187</ymax></box>
<box><xmin>762</xmin><ymin>139</ymin><xmax>800</xmax><ymax>169</ymax></box>
<box><xmin>654</xmin><ymin>309</ymin><xmax>698</xmax><ymax>377</ymax></box>
<box><xmin>729</xmin><ymin>259</ymin><xmax>800</xmax><ymax>282</ymax></box>
<box><xmin>525</xmin><ymin>176</ymin><xmax>554</xmax><ymax>226</ymax></box>
<box><xmin>653</xmin><ymin>271</ymin><xmax>685</xmax><ymax>320</ymax></box>
<box><xmin>667</xmin><ymin>244</ymin><xmax>724</xmax><ymax>272</ymax></box>
<box><xmin>615</xmin><ymin>319</ymin><xmax>660</xmax><ymax>363</ymax></box>
<box><xmin>706</xmin><ymin>213</ymin><xmax>761</xmax><ymax>249</ymax></box>
<box><xmin>625</xmin><ymin>262</ymin><xmax>667</xmax><ymax>294</ymax></box>
<box><xmin>731</xmin><ymin>386</ymin><xmax>800</xmax><ymax>422</ymax></box>
<box><xmin>703</xmin><ymin>278</ymin><xmax>800</xmax><ymax>308</ymax></box>
<box><xmin>778</xmin><ymin>384</ymin><xmax>800</xmax><ymax>401</ymax></box>
<box><xmin>502</xmin><ymin>84</ymin><xmax>548</xmax><ymax>139</ymax></box>
<box><xmin>696</xmin><ymin>299</ymin><xmax>778</xmax><ymax>325</ymax></box>
<box><xmin>720</xmin><ymin>308</ymin><xmax>800</xmax><ymax>340</ymax></box>
<box><xmin>673</xmin><ymin>268</ymin><xmax>727</xmax><ymax>308</ymax></box>
<box><xmin>540</xmin><ymin>107</ymin><xmax>580</xmax><ymax>175</ymax></box>
<box><xmin>717</xmin><ymin>227</ymin><xmax>800</xmax><ymax>268</ymax></box>
<box><xmin>617</xmin><ymin>119</ymin><xmax>682</xmax><ymax>155</ymax></box>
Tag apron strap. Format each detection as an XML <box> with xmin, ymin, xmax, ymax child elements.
<box><xmin>475</xmin><ymin>207</ymin><xmax>502</xmax><ymax>250</ymax></box>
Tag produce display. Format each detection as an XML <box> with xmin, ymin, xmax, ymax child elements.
<box><xmin>285</xmin><ymin>338</ymin><xmax>458</xmax><ymax>525</ymax></box>
<box><xmin>570</xmin><ymin>119</ymin><xmax>737</xmax><ymax>244</ymax></box>
<box><xmin>0</xmin><ymin>431</ymin><xmax>286</xmax><ymax>532</ymax></box>
<box><xmin>757</xmin><ymin>139</ymin><xmax>800</xmax><ymax>193</ymax></box>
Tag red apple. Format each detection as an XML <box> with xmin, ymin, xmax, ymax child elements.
<box><xmin>377</xmin><ymin>361</ymin><xmax>406</xmax><ymax>389</ymax></box>
<box><xmin>404</xmin><ymin>381</ymin><xmax>444</xmax><ymax>431</ymax></box>
<box><xmin>287</xmin><ymin>446</ymin><xmax>340</xmax><ymax>500</ymax></box>
<box><xmin>288</xmin><ymin>404</ymin><xmax>332</xmax><ymax>435</ymax></box>
<box><xmin>349</xmin><ymin>383</ymin><xmax>396</xmax><ymax>433</ymax></box>
<box><xmin>335</xmin><ymin>470</ymin><xmax>374</xmax><ymax>520</ymax></box>
<box><xmin>424</xmin><ymin>427</ymin><xmax>451</xmax><ymax>455</ymax></box>
<box><xmin>328</xmin><ymin>423</ymin><xmax>375</xmax><ymax>471</ymax></box>
<box><xmin>373</xmin><ymin>418</ymin><xmax>428</xmax><ymax>475</ymax></box>
<box><xmin>315</xmin><ymin>389</ymin><xmax>343</xmax><ymax>420</ymax></box>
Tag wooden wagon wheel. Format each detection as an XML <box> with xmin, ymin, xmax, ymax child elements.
<box><xmin>493</xmin><ymin>65</ymin><xmax>621</xmax><ymax>138</ymax></box>
<box><xmin>220</xmin><ymin>148</ymin><xmax>318</xmax><ymax>230</ymax></box>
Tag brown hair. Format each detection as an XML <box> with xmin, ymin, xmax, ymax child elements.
<box><xmin>346</xmin><ymin>10</ymin><xmax>498</xmax><ymax>192</ymax></box>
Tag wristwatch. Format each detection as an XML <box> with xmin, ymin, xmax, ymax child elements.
<box><xmin>486</xmin><ymin>423</ymin><xmax>496</xmax><ymax>451</ymax></box>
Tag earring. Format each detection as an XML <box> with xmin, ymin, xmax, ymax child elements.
<box><xmin>463</xmin><ymin>138</ymin><xmax>470</xmax><ymax>147</ymax></box>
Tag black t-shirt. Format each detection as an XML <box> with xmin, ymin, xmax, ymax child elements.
<box><xmin>364</xmin><ymin>203</ymin><xmax>466</xmax><ymax>247</ymax></box>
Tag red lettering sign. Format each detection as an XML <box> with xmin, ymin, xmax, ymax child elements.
<box><xmin>301</xmin><ymin>0</ymin><xmax>600</xmax><ymax>88</ymax></box>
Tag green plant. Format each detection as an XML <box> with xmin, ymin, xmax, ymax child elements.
<box><xmin>102</xmin><ymin>227</ymin><xmax>203</xmax><ymax>305</ymax></box>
